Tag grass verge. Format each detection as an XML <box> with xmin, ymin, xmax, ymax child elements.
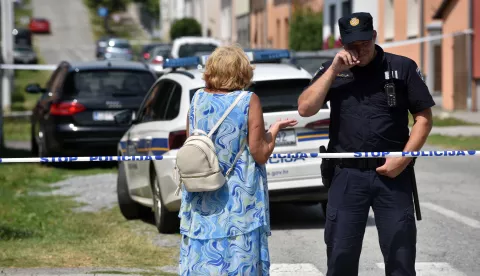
<box><xmin>3</xmin><ymin>119</ymin><xmax>30</xmax><ymax>141</ymax></box>
<box><xmin>409</xmin><ymin>115</ymin><xmax>480</xmax><ymax>127</ymax></box>
<box><xmin>426</xmin><ymin>135</ymin><xmax>480</xmax><ymax>151</ymax></box>
<box><xmin>0</xmin><ymin>150</ymin><xmax>178</xmax><ymax>269</ymax></box>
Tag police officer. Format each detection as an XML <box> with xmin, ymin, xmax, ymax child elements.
<box><xmin>298</xmin><ymin>12</ymin><xmax>435</xmax><ymax>276</ymax></box>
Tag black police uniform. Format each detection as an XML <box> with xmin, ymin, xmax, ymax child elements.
<box><xmin>310</xmin><ymin>12</ymin><xmax>436</xmax><ymax>276</ymax></box>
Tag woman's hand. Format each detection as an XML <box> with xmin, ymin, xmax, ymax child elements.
<box><xmin>268</xmin><ymin>118</ymin><xmax>298</xmax><ymax>134</ymax></box>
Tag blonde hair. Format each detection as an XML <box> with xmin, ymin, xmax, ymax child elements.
<box><xmin>203</xmin><ymin>44</ymin><xmax>254</xmax><ymax>91</ymax></box>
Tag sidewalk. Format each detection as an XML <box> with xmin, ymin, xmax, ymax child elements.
<box><xmin>432</xmin><ymin>106</ymin><xmax>480</xmax><ymax>125</ymax></box>
<box><xmin>429</xmin><ymin>125</ymin><xmax>480</xmax><ymax>136</ymax></box>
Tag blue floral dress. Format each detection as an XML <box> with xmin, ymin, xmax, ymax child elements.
<box><xmin>178</xmin><ymin>89</ymin><xmax>271</xmax><ymax>276</ymax></box>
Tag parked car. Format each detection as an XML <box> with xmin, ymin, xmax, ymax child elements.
<box><xmin>98</xmin><ymin>38</ymin><xmax>134</xmax><ymax>61</ymax></box>
<box><xmin>113</xmin><ymin>50</ymin><xmax>331</xmax><ymax>233</ymax></box>
<box><xmin>170</xmin><ymin>36</ymin><xmax>222</xmax><ymax>58</ymax></box>
<box><xmin>13</xmin><ymin>28</ymin><xmax>32</xmax><ymax>46</ymax></box>
<box><xmin>139</xmin><ymin>43</ymin><xmax>172</xmax><ymax>61</ymax></box>
<box><xmin>95</xmin><ymin>35</ymin><xmax>115</xmax><ymax>59</ymax></box>
<box><xmin>29</xmin><ymin>17</ymin><xmax>50</xmax><ymax>34</ymax></box>
<box><xmin>290</xmin><ymin>49</ymin><xmax>339</xmax><ymax>75</ymax></box>
<box><xmin>146</xmin><ymin>44</ymin><xmax>173</xmax><ymax>72</ymax></box>
<box><xmin>25</xmin><ymin>60</ymin><xmax>158</xmax><ymax>158</ymax></box>
<box><xmin>13</xmin><ymin>45</ymin><xmax>38</xmax><ymax>64</ymax></box>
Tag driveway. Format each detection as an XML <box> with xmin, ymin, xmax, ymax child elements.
<box><xmin>31</xmin><ymin>0</ymin><xmax>96</xmax><ymax>64</ymax></box>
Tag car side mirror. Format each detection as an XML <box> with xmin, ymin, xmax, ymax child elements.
<box><xmin>114</xmin><ymin>109</ymin><xmax>136</xmax><ymax>125</ymax></box>
<box><xmin>25</xmin><ymin>83</ymin><xmax>45</xmax><ymax>94</ymax></box>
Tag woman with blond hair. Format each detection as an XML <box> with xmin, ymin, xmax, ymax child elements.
<box><xmin>178</xmin><ymin>45</ymin><xmax>297</xmax><ymax>275</ymax></box>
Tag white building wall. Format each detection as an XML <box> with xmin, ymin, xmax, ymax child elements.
<box><xmin>323</xmin><ymin>0</ymin><xmax>378</xmax><ymax>42</ymax></box>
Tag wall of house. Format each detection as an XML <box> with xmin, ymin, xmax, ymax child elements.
<box><xmin>235</xmin><ymin>0</ymin><xmax>250</xmax><ymax>47</ymax></box>
<box><xmin>269</xmin><ymin>0</ymin><xmax>291</xmax><ymax>49</ymax></box>
<box><xmin>441</xmin><ymin>0</ymin><xmax>469</xmax><ymax>111</ymax></box>
<box><xmin>250</xmin><ymin>0</ymin><xmax>268</xmax><ymax>48</ymax></box>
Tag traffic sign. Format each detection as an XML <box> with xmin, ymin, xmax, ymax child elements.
<box><xmin>98</xmin><ymin>6</ymin><xmax>108</xmax><ymax>17</ymax></box>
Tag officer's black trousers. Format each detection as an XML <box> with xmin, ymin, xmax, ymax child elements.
<box><xmin>324</xmin><ymin>166</ymin><xmax>417</xmax><ymax>276</ymax></box>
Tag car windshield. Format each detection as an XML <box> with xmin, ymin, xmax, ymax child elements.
<box><xmin>294</xmin><ymin>56</ymin><xmax>333</xmax><ymax>75</ymax></box>
<box><xmin>15</xmin><ymin>46</ymin><xmax>32</xmax><ymax>52</ymax></box>
<box><xmin>110</xmin><ymin>41</ymin><xmax>130</xmax><ymax>49</ymax></box>
<box><xmin>178</xmin><ymin>43</ymin><xmax>218</xmax><ymax>57</ymax></box>
<box><xmin>63</xmin><ymin>70</ymin><xmax>156</xmax><ymax>98</ymax></box>
<box><xmin>189</xmin><ymin>78</ymin><xmax>327</xmax><ymax>112</ymax></box>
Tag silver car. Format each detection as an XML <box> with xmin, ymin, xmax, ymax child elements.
<box><xmin>101</xmin><ymin>38</ymin><xmax>133</xmax><ymax>61</ymax></box>
<box><xmin>13</xmin><ymin>45</ymin><xmax>38</xmax><ymax>64</ymax></box>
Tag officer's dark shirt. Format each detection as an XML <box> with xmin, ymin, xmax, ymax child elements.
<box><xmin>311</xmin><ymin>45</ymin><xmax>435</xmax><ymax>153</ymax></box>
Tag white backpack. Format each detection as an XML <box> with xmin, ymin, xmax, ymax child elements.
<box><xmin>174</xmin><ymin>91</ymin><xmax>247</xmax><ymax>196</ymax></box>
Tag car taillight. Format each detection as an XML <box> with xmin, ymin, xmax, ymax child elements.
<box><xmin>152</xmin><ymin>56</ymin><xmax>164</xmax><ymax>64</ymax></box>
<box><xmin>50</xmin><ymin>102</ymin><xmax>86</xmax><ymax>116</ymax></box>
<box><xmin>305</xmin><ymin>119</ymin><xmax>330</xmax><ymax>129</ymax></box>
<box><xmin>143</xmin><ymin>52</ymin><xmax>150</xmax><ymax>59</ymax></box>
<box><xmin>168</xmin><ymin>130</ymin><xmax>187</xmax><ymax>150</ymax></box>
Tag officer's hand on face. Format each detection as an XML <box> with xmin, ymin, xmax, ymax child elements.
<box><xmin>376</xmin><ymin>157</ymin><xmax>411</xmax><ymax>178</ymax></box>
<box><xmin>331</xmin><ymin>49</ymin><xmax>361</xmax><ymax>74</ymax></box>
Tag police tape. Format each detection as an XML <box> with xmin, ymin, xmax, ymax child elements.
<box><xmin>0</xmin><ymin>150</ymin><xmax>478</xmax><ymax>164</ymax></box>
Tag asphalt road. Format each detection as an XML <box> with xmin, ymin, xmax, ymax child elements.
<box><xmin>268</xmin><ymin>145</ymin><xmax>480</xmax><ymax>276</ymax></box>
<box><xmin>31</xmin><ymin>0</ymin><xmax>96</xmax><ymax>64</ymax></box>
<box><xmin>3</xmin><ymin>142</ymin><xmax>480</xmax><ymax>276</ymax></box>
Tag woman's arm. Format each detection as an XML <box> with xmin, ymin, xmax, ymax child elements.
<box><xmin>247</xmin><ymin>93</ymin><xmax>297</xmax><ymax>164</ymax></box>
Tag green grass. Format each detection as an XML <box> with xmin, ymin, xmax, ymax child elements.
<box><xmin>3</xmin><ymin>119</ymin><xmax>30</xmax><ymax>141</ymax></box>
<box><xmin>426</xmin><ymin>135</ymin><xmax>480</xmax><ymax>151</ymax></box>
<box><xmin>409</xmin><ymin>115</ymin><xmax>480</xmax><ymax>127</ymax></box>
<box><xmin>0</xmin><ymin>150</ymin><xmax>178</xmax><ymax>268</ymax></box>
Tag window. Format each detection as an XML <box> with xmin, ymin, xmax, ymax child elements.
<box><xmin>189</xmin><ymin>79</ymin><xmax>326</xmax><ymax>112</ymax></box>
<box><xmin>384</xmin><ymin>0</ymin><xmax>395</xmax><ymax>40</ymax></box>
<box><xmin>407</xmin><ymin>0</ymin><xmax>419</xmax><ymax>38</ymax></box>
<box><xmin>140</xmin><ymin>80</ymin><xmax>182</xmax><ymax>122</ymax></box>
<box><xmin>329</xmin><ymin>4</ymin><xmax>336</xmax><ymax>36</ymax></box>
<box><xmin>178</xmin><ymin>43</ymin><xmax>218</xmax><ymax>57</ymax></box>
<box><xmin>342</xmin><ymin>0</ymin><xmax>352</xmax><ymax>17</ymax></box>
<box><xmin>62</xmin><ymin>70</ymin><xmax>156</xmax><ymax>99</ymax></box>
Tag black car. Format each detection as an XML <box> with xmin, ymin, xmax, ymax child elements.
<box><xmin>25</xmin><ymin>60</ymin><xmax>158</xmax><ymax>157</ymax></box>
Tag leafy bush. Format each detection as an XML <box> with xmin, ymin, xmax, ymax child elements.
<box><xmin>289</xmin><ymin>7</ymin><xmax>323</xmax><ymax>51</ymax></box>
<box><xmin>169</xmin><ymin>17</ymin><xmax>202</xmax><ymax>41</ymax></box>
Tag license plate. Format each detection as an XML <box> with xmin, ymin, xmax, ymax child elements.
<box><xmin>276</xmin><ymin>129</ymin><xmax>296</xmax><ymax>146</ymax></box>
<box><xmin>93</xmin><ymin>111</ymin><xmax>115</xmax><ymax>121</ymax></box>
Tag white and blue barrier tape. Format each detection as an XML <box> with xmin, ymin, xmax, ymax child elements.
<box><xmin>0</xmin><ymin>150</ymin><xmax>478</xmax><ymax>164</ymax></box>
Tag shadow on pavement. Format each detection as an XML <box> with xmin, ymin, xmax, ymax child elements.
<box><xmin>269</xmin><ymin>202</ymin><xmax>376</xmax><ymax>230</ymax></box>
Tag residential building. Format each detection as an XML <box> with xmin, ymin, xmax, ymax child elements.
<box><xmin>250</xmin><ymin>0</ymin><xmax>268</xmax><ymax>48</ymax></box>
<box><xmin>269</xmin><ymin>0</ymin><xmax>292</xmax><ymax>49</ymax></box>
<box><xmin>473</xmin><ymin>0</ymin><xmax>480</xmax><ymax>111</ymax></box>
<box><xmin>235</xmin><ymin>0</ymin><xmax>250</xmax><ymax>47</ymax></box>
<box><xmin>185</xmin><ymin>0</ymin><xmax>221</xmax><ymax>38</ymax></box>
<box><xmin>159</xmin><ymin>0</ymin><xmax>186</xmax><ymax>41</ymax></box>
<box><xmin>220</xmin><ymin>0</ymin><xmax>234</xmax><ymax>44</ymax></box>
<box><xmin>322</xmin><ymin>0</ymin><xmax>378</xmax><ymax>48</ymax></box>
<box><xmin>376</xmin><ymin>0</ymin><xmax>476</xmax><ymax>112</ymax></box>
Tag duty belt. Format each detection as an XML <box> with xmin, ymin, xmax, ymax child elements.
<box><xmin>334</xmin><ymin>158</ymin><xmax>386</xmax><ymax>170</ymax></box>
<box><xmin>334</xmin><ymin>157</ymin><xmax>417</xmax><ymax>170</ymax></box>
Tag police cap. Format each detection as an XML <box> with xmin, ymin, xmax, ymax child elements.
<box><xmin>338</xmin><ymin>12</ymin><xmax>374</xmax><ymax>44</ymax></box>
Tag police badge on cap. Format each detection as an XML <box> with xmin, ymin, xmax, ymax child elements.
<box><xmin>338</xmin><ymin>12</ymin><xmax>374</xmax><ymax>44</ymax></box>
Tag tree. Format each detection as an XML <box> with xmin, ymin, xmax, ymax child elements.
<box><xmin>169</xmin><ymin>18</ymin><xmax>202</xmax><ymax>41</ymax></box>
<box><xmin>84</xmin><ymin>0</ymin><xmax>131</xmax><ymax>14</ymax></box>
<box><xmin>133</xmin><ymin>0</ymin><xmax>159</xmax><ymax>17</ymax></box>
<box><xmin>289</xmin><ymin>7</ymin><xmax>323</xmax><ymax>51</ymax></box>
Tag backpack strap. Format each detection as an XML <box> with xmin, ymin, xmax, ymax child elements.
<box><xmin>207</xmin><ymin>91</ymin><xmax>247</xmax><ymax>138</ymax></box>
<box><xmin>225</xmin><ymin>137</ymin><xmax>246</xmax><ymax>177</ymax></box>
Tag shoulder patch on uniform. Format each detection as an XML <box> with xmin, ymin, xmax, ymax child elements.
<box><xmin>416</xmin><ymin>67</ymin><xmax>425</xmax><ymax>83</ymax></box>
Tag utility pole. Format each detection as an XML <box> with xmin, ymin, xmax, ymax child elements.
<box><xmin>1</xmin><ymin>0</ymin><xmax>14</xmax><ymax>114</ymax></box>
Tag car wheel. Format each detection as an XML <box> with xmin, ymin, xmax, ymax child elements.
<box><xmin>151</xmin><ymin>167</ymin><xmax>179</xmax><ymax>234</ymax></box>
<box><xmin>117</xmin><ymin>161</ymin><xmax>149</xmax><ymax>220</ymax></box>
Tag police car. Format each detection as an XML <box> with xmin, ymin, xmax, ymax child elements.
<box><xmin>114</xmin><ymin>50</ymin><xmax>331</xmax><ymax>233</ymax></box>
